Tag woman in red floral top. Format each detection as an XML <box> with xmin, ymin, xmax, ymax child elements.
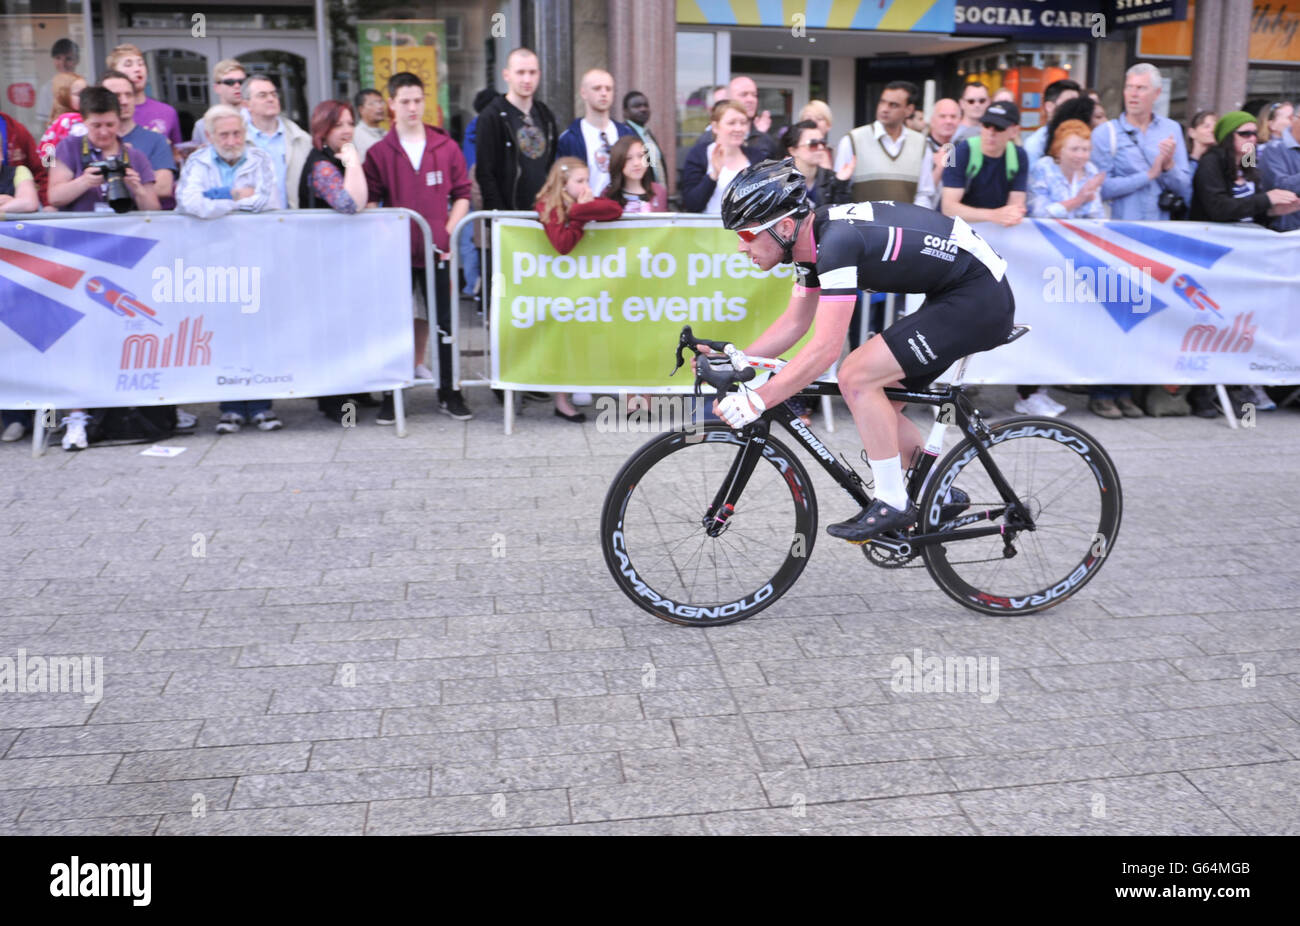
<box><xmin>298</xmin><ymin>99</ymin><xmax>368</xmax><ymax>213</ymax></box>
<box><xmin>38</xmin><ymin>74</ymin><xmax>87</xmax><ymax>165</ymax></box>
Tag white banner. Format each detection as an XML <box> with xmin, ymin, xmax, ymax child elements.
<box><xmin>0</xmin><ymin>211</ymin><xmax>416</xmax><ymax>408</ymax></box>
<box><xmin>957</xmin><ymin>219</ymin><xmax>1300</xmax><ymax>385</ymax></box>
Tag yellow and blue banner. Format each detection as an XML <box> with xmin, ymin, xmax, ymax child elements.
<box><xmin>676</xmin><ymin>0</ymin><xmax>956</xmax><ymax>33</ymax></box>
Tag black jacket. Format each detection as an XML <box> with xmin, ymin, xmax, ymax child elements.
<box><xmin>809</xmin><ymin>166</ymin><xmax>852</xmax><ymax>207</ymax></box>
<box><xmin>680</xmin><ymin>143</ymin><xmax>766</xmax><ymax>213</ymax></box>
<box><xmin>1190</xmin><ymin>145</ymin><xmax>1272</xmax><ymax>225</ymax></box>
<box><xmin>474</xmin><ymin>94</ymin><xmax>559</xmax><ymax>210</ymax></box>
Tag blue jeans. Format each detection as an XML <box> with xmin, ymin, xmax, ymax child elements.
<box><xmin>2</xmin><ymin>410</ymin><xmax>33</xmax><ymax>428</ymax></box>
<box><xmin>458</xmin><ymin>224</ymin><xmax>479</xmax><ymax>294</ymax></box>
<box><xmin>1088</xmin><ymin>386</ymin><xmax>1132</xmax><ymax>402</ymax></box>
<box><xmin>220</xmin><ymin>400</ymin><xmax>272</xmax><ymax>417</ymax></box>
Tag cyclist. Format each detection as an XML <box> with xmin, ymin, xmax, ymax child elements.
<box><xmin>711</xmin><ymin>158</ymin><xmax>1016</xmax><ymax>542</ymax></box>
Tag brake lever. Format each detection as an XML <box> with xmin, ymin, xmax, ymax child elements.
<box><xmin>671</xmin><ymin>325</ymin><xmax>697</xmax><ymax>378</ymax></box>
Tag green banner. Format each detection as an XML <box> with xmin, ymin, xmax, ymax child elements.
<box><xmin>492</xmin><ymin>219</ymin><xmax>812</xmax><ymax>390</ymax></box>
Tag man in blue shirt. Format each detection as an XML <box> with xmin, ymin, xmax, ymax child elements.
<box><xmin>100</xmin><ymin>70</ymin><xmax>176</xmax><ymax>207</ymax></box>
<box><xmin>1023</xmin><ymin>79</ymin><xmax>1080</xmax><ymax>166</ymax></box>
<box><xmin>242</xmin><ymin>73</ymin><xmax>310</xmax><ymax>208</ymax></box>
<box><xmin>1090</xmin><ymin>63</ymin><xmax>1192</xmax><ymax>220</ymax></box>
<box><xmin>1260</xmin><ymin>103</ymin><xmax>1300</xmax><ymax>231</ymax></box>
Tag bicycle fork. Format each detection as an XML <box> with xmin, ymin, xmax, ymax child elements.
<box><xmin>702</xmin><ymin>424</ymin><xmax>770</xmax><ymax>537</ymax></box>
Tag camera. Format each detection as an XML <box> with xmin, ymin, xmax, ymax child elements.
<box><xmin>87</xmin><ymin>156</ymin><xmax>133</xmax><ymax>213</ymax></box>
<box><xmin>1158</xmin><ymin>189</ymin><xmax>1188</xmax><ymax>219</ymax></box>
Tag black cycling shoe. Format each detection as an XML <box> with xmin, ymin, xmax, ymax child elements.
<box><xmin>826</xmin><ymin>499</ymin><xmax>918</xmax><ymax>543</ymax></box>
<box><xmin>938</xmin><ymin>487</ymin><xmax>970</xmax><ymax>522</ymax></box>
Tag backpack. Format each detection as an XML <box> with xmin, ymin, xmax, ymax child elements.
<box><xmin>85</xmin><ymin>406</ymin><xmax>180</xmax><ymax>445</ymax></box>
<box><xmin>964</xmin><ymin>136</ymin><xmax>1019</xmax><ymax>183</ymax></box>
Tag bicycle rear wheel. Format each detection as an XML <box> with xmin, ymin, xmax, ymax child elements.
<box><xmin>918</xmin><ymin>416</ymin><xmax>1121</xmax><ymax>615</ymax></box>
<box><xmin>600</xmin><ymin>424</ymin><xmax>817</xmax><ymax>626</ymax></box>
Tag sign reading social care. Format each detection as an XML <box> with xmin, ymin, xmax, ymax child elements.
<box><xmin>0</xmin><ymin>211</ymin><xmax>415</xmax><ymax>409</ymax></box>
<box><xmin>491</xmin><ymin>218</ymin><xmax>811</xmax><ymax>392</ymax></box>
<box><xmin>953</xmin><ymin>0</ymin><xmax>1104</xmax><ymax>39</ymax></box>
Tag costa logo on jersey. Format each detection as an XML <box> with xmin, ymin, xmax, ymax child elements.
<box><xmin>921</xmin><ymin>233</ymin><xmax>958</xmax><ymax>262</ymax></box>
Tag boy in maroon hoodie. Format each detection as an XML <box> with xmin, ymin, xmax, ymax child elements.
<box><xmin>363</xmin><ymin>72</ymin><xmax>473</xmax><ymax>421</ymax></box>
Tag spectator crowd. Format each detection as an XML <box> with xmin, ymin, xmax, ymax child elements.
<box><xmin>3</xmin><ymin>45</ymin><xmax>1298</xmax><ymax>448</ymax></box>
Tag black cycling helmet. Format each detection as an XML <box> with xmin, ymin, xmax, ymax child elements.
<box><xmin>720</xmin><ymin>158</ymin><xmax>810</xmax><ymax>231</ymax></box>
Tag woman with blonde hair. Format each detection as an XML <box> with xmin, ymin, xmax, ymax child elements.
<box><xmin>799</xmin><ymin>100</ymin><xmax>833</xmax><ymax>139</ymax></box>
<box><xmin>1256</xmin><ymin>101</ymin><xmax>1292</xmax><ymax>144</ymax></box>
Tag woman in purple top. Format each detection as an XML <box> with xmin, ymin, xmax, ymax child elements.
<box><xmin>107</xmin><ymin>43</ymin><xmax>182</xmax><ymax>146</ymax></box>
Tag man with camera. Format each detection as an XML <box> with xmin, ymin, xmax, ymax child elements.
<box><xmin>47</xmin><ymin>86</ymin><xmax>159</xmax><ymax>213</ymax></box>
<box><xmin>1090</xmin><ymin>63</ymin><xmax>1191</xmax><ymax>219</ymax></box>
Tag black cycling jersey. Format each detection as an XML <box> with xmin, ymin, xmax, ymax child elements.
<box><xmin>792</xmin><ymin>201</ymin><xmax>1008</xmax><ymax>299</ymax></box>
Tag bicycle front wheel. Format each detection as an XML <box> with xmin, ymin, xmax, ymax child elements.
<box><xmin>918</xmin><ymin>416</ymin><xmax>1121</xmax><ymax>616</ymax></box>
<box><xmin>600</xmin><ymin>424</ymin><xmax>817</xmax><ymax>626</ymax></box>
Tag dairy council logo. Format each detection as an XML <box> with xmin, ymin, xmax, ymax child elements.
<box><xmin>0</xmin><ymin>222</ymin><xmax>160</xmax><ymax>352</ymax></box>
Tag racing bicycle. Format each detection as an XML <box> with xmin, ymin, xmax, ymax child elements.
<box><xmin>600</xmin><ymin>325</ymin><xmax>1122</xmax><ymax>626</ymax></box>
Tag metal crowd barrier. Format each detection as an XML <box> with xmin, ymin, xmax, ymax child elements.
<box><xmin>447</xmin><ymin>210</ymin><xmax>841</xmax><ymax>435</ymax></box>
<box><xmin>2</xmin><ymin>207</ymin><xmax>438</xmax><ymax>455</ymax></box>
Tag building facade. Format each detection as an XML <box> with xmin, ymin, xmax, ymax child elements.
<box><xmin>2</xmin><ymin>0</ymin><xmax>1294</xmax><ymax>193</ymax></box>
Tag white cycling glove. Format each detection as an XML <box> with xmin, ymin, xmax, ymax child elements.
<box><xmin>717</xmin><ymin>388</ymin><xmax>766</xmax><ymax>429</ymax></box>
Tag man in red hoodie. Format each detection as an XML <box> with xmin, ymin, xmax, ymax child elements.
<box><xmin>363</xmin><ymin>72</ymin><xmax>473</xmax><ymax>421</ymax></box>
<box><xmin>2</xmin><ymin>112</ymin><xmax>48</xmax><ymax>205</ymax></box>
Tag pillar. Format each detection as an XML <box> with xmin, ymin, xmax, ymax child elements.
<box><xmin>608</xmin><ymin>0</ymin><xmax>677</xmax><ymax>194</ymax></box>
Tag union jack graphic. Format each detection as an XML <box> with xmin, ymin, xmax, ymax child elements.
<box><xmin>1033</xmin><ymin>219</ymin><xmax>1232</xmax><ymax>332</ymax></box>
<box><xmin>0</xmin><ymin>222</ymin><xmax>159</xmax><ymax>352</ymax></box>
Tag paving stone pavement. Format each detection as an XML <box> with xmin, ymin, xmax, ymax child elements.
<box><xmin>2</xmin><ymin>384</ymin><xmax>1298</xmax><ymax>835</ymax></box>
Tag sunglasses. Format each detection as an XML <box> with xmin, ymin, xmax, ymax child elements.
<box><xmin>1235</xmin><ymin>129</ymin><xmax>1258</xmax><ymax>138</ymax></box>
<box><xmin>737</xmin><ymin>209</ymin><xmax>796</xmax><ymax>242</ymax></box>
<box><xmin>801</xmin><ymin>138</ymin><xmax>827</xmax><ymax>149</ymax></box>
<box><xmin>217</xmin><ymin>78</ymin><xmax>243</xmax><ymax>87</ymax></box>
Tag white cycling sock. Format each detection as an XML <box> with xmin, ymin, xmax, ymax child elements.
<box><xmin>868</xmin><ymin>455</ymin><xmax>909</xmax><ymax>510</ymax></box>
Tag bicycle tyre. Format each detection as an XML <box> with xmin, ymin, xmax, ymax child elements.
<box><xmin>600</xmin><ymin>424</ymin><xmax>817</xmax><ymax>626</ymax></box>
<box><xmin>918</xmin><ymin>415</ymin><xmax>1122</xmax><ymax>616</ymax></box>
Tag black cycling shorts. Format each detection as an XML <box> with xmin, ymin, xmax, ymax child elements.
<box><xmin>879</xmin><ymin>266</ymin><xmax>1016</xmax><ymax>392</ymax></box>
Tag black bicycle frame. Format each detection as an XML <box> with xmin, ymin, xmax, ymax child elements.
<box><xmin>709</xmin><ymin>382</ymin><xmax>1035</xmax><ymax>548</ymax></box>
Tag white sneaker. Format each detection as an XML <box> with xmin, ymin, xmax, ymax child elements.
<box><xmin>1</xmin><ymin>421</ymin><xmax>25</xmax><ymax>442</ymax></box>
<box><xmin>1014</xmin><ymin>390</ymin><xmax>1065</xmax><ymax>418</ymax></box>
<box><xmin>415</xmin><ymin>364</ymin><xmax>434</xmax><ymax>380</ymax></box>
<box><xmin>176</xmin><ymin>408</ymin><xmax>197</xmax><ymax>429</ymax></box>
<box><xmin>215</xmin><ymin>412</ymin><xmax>244</xmax><ymax>434</ymax></box>
<box><xmin>61</xmin><ymin>412</ymin><xmax>89</xmax><ymax>451</ymax></box>
<box><xmin>572</xmin><ymin>392</ymin><xmax>594</xmax><ymax>406</ymax></box>
<box><xmin>251</xmin><ymin>411</ymin><xmax>283</xmax><ymax>431</ymax></box>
